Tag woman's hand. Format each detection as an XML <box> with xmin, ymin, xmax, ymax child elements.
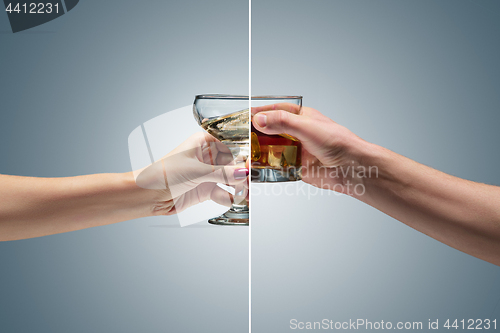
<box><xmin>134</xmin><ymin>132</ymin><xmax>249</xmax><ymax>215</ymax></box>
<box><xmin>0</xmin><ymin>132</ymin><xmax>249</xmax><ymax>241</ymax></box>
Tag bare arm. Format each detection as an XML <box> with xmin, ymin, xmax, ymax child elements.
<box><xmin>356</xmin><ymin>141</ymin><xmax>500</xmax><ymax>265</ymax></box>
<box><xmin>0</xmin><ymin>132</ymin><xmax>248</xmax><ymax>241</ymax></box>
<box><xmin>252</xmin><ymin>104</ymin><xmax>500</xmax><ymax>266</ymax></box>
<box><xmin>0</xmin><ymin>173</ymin><xmax>153</xmax><ymax>241</ymax></box>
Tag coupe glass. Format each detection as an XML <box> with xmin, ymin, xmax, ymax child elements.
<box><xmin>193</xmin><ymin>95</ymin><xmax>249</xmax><ymax>226</ymax></box>
<box><xmin>251</xmin><ymin>96</ymin><xmax>303</xmax><ymax>182</ymax></box>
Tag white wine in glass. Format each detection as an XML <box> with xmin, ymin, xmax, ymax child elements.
<box><xmin>194</xmin><ymin>95</ymin><xmax>249</xmax><ymax>225</ymax></box>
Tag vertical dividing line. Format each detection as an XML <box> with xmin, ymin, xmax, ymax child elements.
<box><xmin>248</xmin><ymin>0</ymin><xmax>252</xmax><ymax>332</ymax></box>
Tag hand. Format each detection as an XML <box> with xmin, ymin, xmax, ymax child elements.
<box><xmin>251</xmin><ymin>103</ymin><xmax>369</xmax><ymax>195</ymax></box>
<box><xmin>134</xmin><ymin>132</ymin><xmax>249</xmax><ymax>215</ymax></box>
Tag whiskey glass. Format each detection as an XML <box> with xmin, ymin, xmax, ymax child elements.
<box><xmin>193</xmin><ymin>95</ymin><xmax>249</xmax><ymax>225</ymax></box>
<box><xmin>251</xmin><ymin>96</ymin><xmax>303</xmax><ymax>182</ymax></box>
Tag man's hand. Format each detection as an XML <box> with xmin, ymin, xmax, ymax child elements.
<box><xmin>252</xmin><ymin>103</ymin><xmax>368</xmax><ymax>194</ymax></box>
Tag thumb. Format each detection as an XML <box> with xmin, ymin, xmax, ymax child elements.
<box><xmin>253</xmin><ymin>110</ymin><xmax>314</xmax><ymax>143</ymax></box>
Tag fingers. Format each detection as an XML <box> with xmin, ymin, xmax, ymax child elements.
<box><xmin>209</xmin><ymin>141</ymin><xmax>231</xmax><ymax>154</ymax></box>
<box><xmin>170</xmin><ymin>183</ymin><xmax>235</xmax><ymax>213</ymax></box>
<box><xmin>200</xmin><ymin>140</ymin><xmax>243</xmax><ymax>172</ymax></box>
<box><xmin>251</xmin><ymin>102</ymin><xmax>302</xmax><ymax>115</ymax></box>
<box><xmin>203</xmin><ymin>143</ymin><xmax>240</xmax><ymax>166</ymax></box>
<box><xmin>210</xmin><ymin>186</ymin><xmax>234</xmax><ymax>207</ymax></box>
<box><xmin>216</xmin><ymin>152</ymin><xmax>236</xmax><ymax>165</ymax></box>
<box><xmin>197</xmin><ymin>163</ymin><xmax>249</xmax><ymax>185</ymax></box>
<box><xmin>194</xmin><ymin>183</ymin><xmax>234</xmax><ymax>207</ymax></box>
<box><xmin>232</xmin><ymin>182</ymin><xmax>248</xmax><ymax>206</ymax></box>
<box><xmin>173</xmin><ymin>132</ymin><xmax>213</xmax><ymax>154</ymax></box>
<box><xmin>252</xmin><ymin>110</ymin><xmax>313</xmax><ymax>143</ymax></box>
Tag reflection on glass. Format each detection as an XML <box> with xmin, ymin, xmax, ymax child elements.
<box><xmin>251</xmin><ymin>96</ymin><xmax>303</xmax><ymax>182</ymax></box>
<box><xmin>193</xmin><ymin>95</ymin><xmax>249</xmax><ymax>226</ymax></box>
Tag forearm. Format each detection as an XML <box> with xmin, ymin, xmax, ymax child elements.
<box><xmin>0</xmin><ymin>173</ymin><xmax>159</xmax><ymax>241</ymax></box>
<box><xmin>353</xmin><ymin>142</ymin><xmax>500</xmax><ymax>265</ymax></box>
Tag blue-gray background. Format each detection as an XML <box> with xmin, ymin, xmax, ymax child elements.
<box><xmin>2</xmin><ymin>1</ymin><xmax>500</xmax><ymax>333</ymax></box>
<box><xmin>251</xmin><ymin>0</ymin><xmax>500</xmax><ymax>332</ymax></box>
<box><xmin>0</xmin><ymin>1</ymin><xmax>248</xmax><ymax>332</ymax></box>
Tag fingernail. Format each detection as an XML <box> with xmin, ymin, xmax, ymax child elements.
<box><xmin>234</xmin><ymin>168</ymin><xmax>249</xmax><ymax>180</ymax></box>
<box><xmin>255</xmin><ymin>114</ymin><xmax>267</xmax><ymax>128</ymax></box>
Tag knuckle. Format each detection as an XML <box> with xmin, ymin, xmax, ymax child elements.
<box><xmin>284</xmin><ymin>102</ymin><xmax>298</xmax><ymax>112</ymax></box>
<box><xmin>192</xmin><ymin>132</ymin><xmax>205</xmax><ymax>140</ymax></box>
<box><xmin>276</xmin><ymin>110</ymin><xmax>290</xmax><ymax>130</ymax></box>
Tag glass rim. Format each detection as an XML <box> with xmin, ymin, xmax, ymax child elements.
<box><xmin>195</xmin><ymin>94</ymin><xmax>302</xmax><ymax>100</ymax></box>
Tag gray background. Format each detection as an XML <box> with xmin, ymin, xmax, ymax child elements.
<box><xmin>2</xmin><ymin>1</ymin><xmax>500</xmax><ymax>333</ymax></box>
<box><xmin>0</xmin><ymin>1</ymin><xmax>248</xmax><ymax>332</ymax></box>
<box><xmin>252</xmin><ymin>0</ymin><xmax>500</xmax><ymax>332</ymax></box>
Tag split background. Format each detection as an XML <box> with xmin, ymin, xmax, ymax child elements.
<box><xmin>1</xmin><ymin>0</ymin><xmax>500</xmax><ymax>332</ymax></box>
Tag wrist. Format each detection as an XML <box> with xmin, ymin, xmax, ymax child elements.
<box><xmin>340</xmin><ymin>134</ymin><xmax>392</xmax><ymax>201</ymax></box>
<box><xmin>347</xmin><ymin>136</ymin><xmax>401</xmax><ymax>203</ymax></box>
<box><xmin>115</xmin><ymin>172</ymin><xmax>162</xmax><ymax>218</ymax></box>
<box><xmin>119</xmin><ymin>172</ymin><xmax>176</xmax><ymax>217</ymax></box>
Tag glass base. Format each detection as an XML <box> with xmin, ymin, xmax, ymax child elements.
<box><xmin>208</xmin><ymin>207</ymin><xmax>249</xmax><ymax>226</ymax></box>
<box><xmin>251</xmin><ymin>167</ymin><xmax>302</xmax><ymax>183</ymax></box>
